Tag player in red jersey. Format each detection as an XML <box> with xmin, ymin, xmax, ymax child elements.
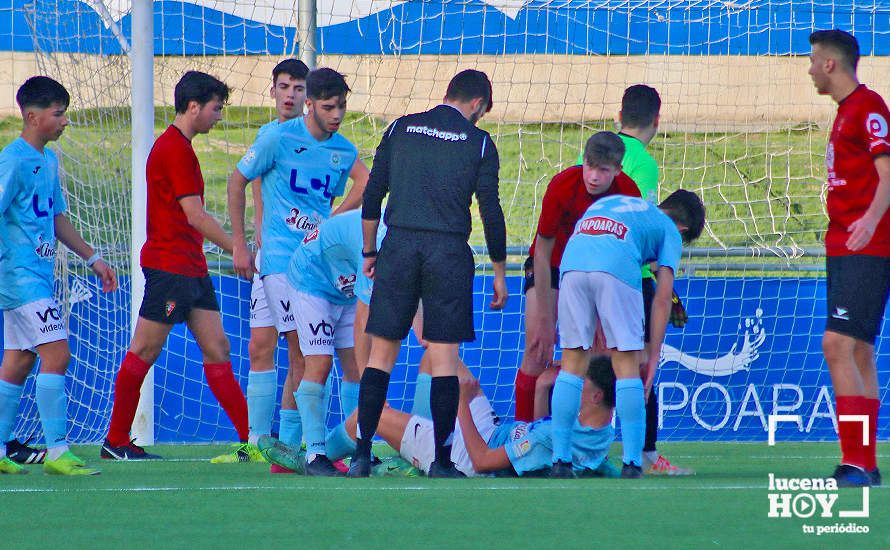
<box><xmin>513</xmin><ymin>131</ymin><xmax>640</xmax><ymax>421</ymax></box>
<box><xmin>101</xmin><ymin>71</ymin><xmax>255</xmax><ymax>463</ymax></box>
<box><xmin>809</xmin><ymin>29</ymin><xmax>890</xmax><ymax>487</ymax></box>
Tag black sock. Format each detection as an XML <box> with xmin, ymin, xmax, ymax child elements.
<box><xmin>643</xmin><ymin>385</ymin><xmax>658</xmax><ymax>453</ymax></box>
<box><xmin>430</xmin><ymin>375</ymin><xmax>459</xmax><ymax>465</ymax></box>
<box><xmin>355</xmin><ymin>367</ymin><xmax>390</xmax><ymax>460</ymax></box>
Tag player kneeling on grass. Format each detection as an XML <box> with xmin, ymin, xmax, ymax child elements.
<box><xmin>285</xmin><ymin>210</ymin><xmax>372</xmax><ymax>476</ymax></box>
<box><xmin>0</xmin><ymin>76</ymin><xmax>118</xmax><ymax>476</ymax></box>
<box><xmin>266</xmin><ymin>357</ymin><xmax>618</xmax><ymax>477</ymax></box>
<box><xmin>550</xmin><ymin>188</ymin><xmax>705</xmax><ymax>479</ymax></box>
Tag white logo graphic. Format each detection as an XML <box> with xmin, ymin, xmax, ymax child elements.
<box><xmin>831</xmin><ymin>306</ymin><xmax>850</xmax><ymax>321</ymax></box>
<box><xmin>660</xmin><ymin>309</ymin><xmax>766</xmax><ymax>376</ymax></box>
<box><xmin>67</xmin><ymin>278</ymin><xmax>94</xmax><ymax>306</ymax></box>
<box><xmin>825</xmin><ymin>141</ymin><xmax>835</xmax><ymax>171</ymax></box>
<box><xmin>866</xmin><ymin>113</ymin><xmax>888</xmax><ymax>138</ymax></box>
<box><xmin>242</xmin><ymin>148</ymin><xmax>256</xmax><ymax>164</ymax></box>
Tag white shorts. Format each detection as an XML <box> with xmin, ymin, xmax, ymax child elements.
<box><xmin>262</xmin><ymin>273</ymin><xmax>299</xmax><ymax>333</ymax></box>
<box><xmin>293</xmin><ymin>290</ymin><xmax>356</xmax><ymax>356</ymax></box>
<box><xmin>399</xmin><ymin>394</ymin><xmax>499</xmax><ymax>477</ymax></box>
<box><xmin>558</xmin><ymin>270</ymin><xmax>644</xmax><ymax>352</ymax></box>
<box><xmin>249</xmin><ymin>273</ymin><xmax>275</xmax><ymax>329</ymax></box>
<box><xmin>3</xmin><ymin>298</ymin><xmax>67</xmax><ymax>351</ymax></box>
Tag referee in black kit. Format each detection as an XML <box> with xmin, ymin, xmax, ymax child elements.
<box><xmin>348</xmin><ymin>69</ymin><xmax>508</xmax><ymax>478</ymax></box>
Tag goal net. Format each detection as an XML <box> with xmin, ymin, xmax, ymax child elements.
<box><xmin>7</xmin><ymin>0</ymin><xmax>888</xmax><ymax>444</ymax></box>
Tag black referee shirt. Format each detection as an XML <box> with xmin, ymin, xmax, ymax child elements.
<box><xmin>362</xmin><ymin>104</ymin><xmax>507</xmax><ymax>263</ymax></box>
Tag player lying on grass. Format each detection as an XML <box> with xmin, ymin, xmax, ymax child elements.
<box><xmin>264</xmin><ymin>356</ymin><xmax>617</xmax><ymax>477</ymax></box>
<box><xmin>550</xmin><ymin>187</ymin><xmax>705</xmax><ymax>479</ymax></box>
<box><xmin>0</xmin><ymin>76</ymin><xmax>117</xmax><ymax>476</ymax></box>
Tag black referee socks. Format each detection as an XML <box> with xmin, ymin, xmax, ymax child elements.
<box><xmin>430</xmin><ymin>375</ymin><xmax>460</xmax><ymax>465</ymax></box>
<box><xmin>355</xmin><ymin>367</ymin><xmax>390</xmax><ymax>458</ymax></box>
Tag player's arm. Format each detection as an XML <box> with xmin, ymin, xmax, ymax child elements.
<box><xmin>226</xmin><ymin>169</ymin><xmax>255</xmax><ymax>279</ymax></box>
<box><xmin>476</xmin><ymin>136</ymin><xmax>508</xmax><ymax>310</ymax></box>
<box><xmin>531</xmin><ymin>234</ymin><xmax>556</xmax><ymax>362</ymax></box>
<box><xmin>180</xmin><ymin>195</ymin><xmax>233</xmax><ymax>255</ymax></box>
<box><xmin>251</xmin><ymin>177</ymin><xmax>263</xmax><ymax>247</ymax></box>
<box><xmin>457</xmin><ymin>377</ymin><xmax>511</xmax><ymax>473</ymax></box>
<box><xmin>532</xmin><ymin>365</ymin><xmax>559</xmax><ymax>420</ymax></box>
<box><xmin>332</xmin><ymin>158</ymin><xmax>370</xmax><ymax>215</ymax></box>
<box><xmin>53</xmin><ymin>214</ymin><xmax>117</xmax><ymax>292</ymax></box>
<box><xmin>847</xmin><ymin>154</ymin><xmax>890</xmax><ymax>251</ymax></box>
<box><xmin>361</xmin><ymin>122</ymin><xmax>395</xmax><ymax>278</ymax></box>
<box><xmin>644</xmin><ymin>265</ymin><xmax>674</xmax><ymax>396</ymax></box>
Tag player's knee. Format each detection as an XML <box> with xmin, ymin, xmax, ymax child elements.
<box><xmin>822</xmin><ymin>331</ymin><xmax>854</xmax><ymax>362</ymax></box>
<box><xmin>202</xmin><ymin>337</ymin><xmax>231</xmax><ymax>364</ymax></box>
<box><xmin>247</xmin><ymin>333</ymin><xmax>276</xmax><ymax>363</ymax></box>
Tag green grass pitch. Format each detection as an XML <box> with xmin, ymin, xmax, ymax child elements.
<box><xmin>1</xmin><ymin>442</ymin><xmax>886</xmax><ymax>549</ymax></box>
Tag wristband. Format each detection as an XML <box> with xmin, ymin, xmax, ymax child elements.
<box><xmin>362</xmin><ymin>249</ymin><xmax>378</xmax><ymax>258</ymax></box>
<box><xmin>86</xmin><ymin>252</ymin><xmax>102</xmax><ymax>267</ymax></box>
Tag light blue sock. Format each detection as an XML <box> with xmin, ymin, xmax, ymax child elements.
<box><xmin>35</xmin><ymin>373</ymin><xmax>68</xmax><ymax>450</ymax></box>
<box><xmin>550</xmin><ymin>370</ymin><xmax>584</xmax><ymax>464</ymax></box>
<box><xmin>323</xmin><ymin>376</ymin><xmax>333</xmax><ymax>423</ymax></box>
<box><xmin>325</xmin><ymin>421</ymin><xmax>356</xmax><ymax>460</ymax></box>
<box><xmin>0</xmin><ymin>380</ymin><xmax>24</xmax><ymax>457</ymax></box>
<box><xmin>340</xmin><ymin>381</ymin><xmax>360</xmax><ymax>416</ymax></box>
<box><xmin>616</xmin><ymin>378</ymin><xmax>646</xmax><ymax>467</ymax></box>
<box><xmin>279</xmin><ymin>408</ymin><xmax>302</xmax><ymax>448</ymax></box>
<box><xmin>411</xmin><ymin>373</ymin><xmax>432</xmax><ymax>419</ymax></box>
<box><xmin>295</xmin><ymin>381</ymin><xmax>326</xmax><ymax>457</ymax></box>
<box><xmin>247</xmin><ymin>370</ymin><xmax>277</xmax><ymax>443</ymax></box>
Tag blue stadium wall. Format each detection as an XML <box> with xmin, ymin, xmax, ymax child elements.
<box><xmin>2</xmin><ymin>274</ymin><xmax>889</xmax><ymax>443</ymax></box>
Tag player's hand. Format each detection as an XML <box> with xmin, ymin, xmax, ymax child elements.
<box><xmin>458</xmin><ymin>376</ymin><xmax>480</xmax><ymax>404</ymax></box>
<box><xmin>846</xmin><ymin>214</ymin><xmax>878</xmax><ymax>251</ymax></box>
<box><xmin>669</xmin><ymin>289</ymin><xmax>688</xmax><ymax>328</ymax></box>
<box><xmin>363</xmin><ymin>256</ymin><xmax>377</xmax><ymax>279</ymax></box>
<box><xmin>528</xmin><ymin>313</ymin><xmax>555</xmax><ymax>367</ymax></box>
<box><xmin>232</xmin><ymin>241</ymin><xmax>255</xmax><ymax>280</ymax></box>
<box><xmin>642</xmin><ymin>357</ymin><xmax>657</xmax><ymax>400</ymax></box>
<box><xmin>92</xmin><ymin>260</ymin><xmax>118</xmax><ymax>293</ymax></box>
<box><xmin>489</xmin><ymin>273</ymin><xmax>508</xmax><ymax>310</ymax></box>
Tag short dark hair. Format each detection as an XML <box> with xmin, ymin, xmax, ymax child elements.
<box><xmin>306</xmin><ymin>68</ymin><xmax>350</xmax><ymax>100</ymax></box>
<box><xmin>621</xmin><ymin>84</ymin><xmax>661</xmax><ymax>129</ymax></box>
<box><xmin>586</xmin><ymin>356</ymin><xmax>616</xmax><ymax>409</ymax></box>
<box><xmin>174</xmin><ymin>71</ymin><xmax>230</xmax><ymax>114</ymax></box>
<box><xmin>583</xmin><ymin>131</ymin><xmax>625</xmax><ymax>168</ymax></box>
<box><xmin>272</xmin><ymin>58</ymin><xmax>309</xmax><ymax>84</ymax></box>
<box><xmin>659</xmin><ymin>189</ymin><xmax>706</xmax><ymax>244</ymax></box>
<box><xmin>809</xmin><ymin>29</ymin><xmax>860</xmax><ymax>72</ymax></box>
<box><xmin>445</xmin><ymin>69</ymin><xmax>493</xmax><ymax>113</ymax></box>
<box><xmin>16</xmin><ymin>76</ymin><xmax>70</xmax><ymax>111</ymax></box>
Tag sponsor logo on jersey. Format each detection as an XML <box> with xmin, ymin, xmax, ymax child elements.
<box><xmin>302</xmin><ymin>228</ymin><xmax>319</xmax><ymax>244</ymax></box>
<box><xmin>34</xmin><ymin>237</ymin><xmax>55</xmax><ymax>260</ymax></box>
<box><xmin>405</xmin><ymin>125</ymin><xmax>468</xmax><ymax>142</ymax></box>
<box><xmin>35</xmin><ymin>305</ymin><xmax>61</xmax><ymax>323</ymax></box>
<box><xmin>285</xmin><ymin>208</ymin><xmax>320</xmax><ymax>232</ymax></box>
<box><xmin>309</xmin><ymin>320</ymin><xmax>334</xmax><ymax>337</ymax></box>
<box><xmin>165</xmin><ymin>300</ymin><xmax>176</xmax><ymax>317</ymax></box>
<box><xmin>513</xmin><ymin>439</ymin><xmax>531</xmax><ymax>456</ymax></box>
<box><xmin>578</xmin><ymin>216</ymin><xmax>629</xmax><ymax>239</ymax></box>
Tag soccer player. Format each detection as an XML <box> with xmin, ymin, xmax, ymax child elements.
<box><xmin>241</xmin><ymin>60</ymin><xmax>370</xmax><ymax>472</ymax></box>
<box><xmin>228</xmin><ymin>67</ymin><xmax>359</xmax><ymax>466</ymax></box>
<box><xmin>514</xmin><ymin>131</ymin><xmax>640</xmax><ymax>422</ymax></box>
<box><xmin>101</xmin><ymin>71</ymin><xmax>253</xmax><ymax>462</ymax></box>
<box><xmin>550</xmin><ymin>190</ymin><xmax>705</xmax><ymax>478</ymax></box>
<box><xmin>808</xmin><ymin>29</ymin><xmax>890</xmax><ymax>487</ymax></box>
<box><xmin>349</xmin><ymin>69</ymin><xmax>508</xmax><ymax>478</ymax></box>
<box><xmin>0</xmin><ymin>76</ymin><xmax>117</xmax><ymax>475</ymax></box>
<box><xmin>300</xmin><ymin>357</ymin><xmax>614</xmax><ymax>477</ymax></box>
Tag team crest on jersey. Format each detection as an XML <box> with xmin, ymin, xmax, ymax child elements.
<box><xmin>286</xmin><ymin>208</ymin><xmax>321</xmax><ymax>232</ymax></box>
<box><xmin>336</xmin><ymin>273</ymin><xmax>357</xmax><ymax>298</ymax></box>
<box><xmin>578</xmin><ymin>216</ymin><xmax>629</xmax><ymax>239</ymax></box>
<box><xmin>330</xmin><ymin>152</ymin><xmax>341</xmax><ymax>167</ymax></box>
<box><xmin>302</xmin><ymin>228</ymin><xmax>319</xmax><ymax>244</ymax></box>
<box><xmin>165</xmin><ymin>300</ymin><xmax>176</xmax><ymax>317</ymax></box>
<box><xmin>867</xmin><ymin>112</ymin><xmax>889</xmax><ymax>138</ymax></box>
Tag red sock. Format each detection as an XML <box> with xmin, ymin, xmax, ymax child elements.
<box><xmin>204</xmin><ymin>362</ymin><xmax>249</xmax><ymax>441</ymax></box>
<box><xmin>836</xmin><ymin>395</ymin><xmax>868</xmax><ymax>469</ymax></box>
<box><xmin>514</xmin><ymin>369</ymin><xmax>539</xmax><ymax>422</ymax></box>
<box><xmin>864</xmin><ymin>398</ymin><xmax>880</xmax><ymax>471</ymax></box>
<box><xmin>107</xmin><ymin>352</ymin><xmax>152</xmax><ymax>446</ymax></box>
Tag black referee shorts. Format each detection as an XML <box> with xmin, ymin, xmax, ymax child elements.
<box><xmin>825</xmin><ymin>255</ymin><xmax>890</xmax><ymax>344</ymax></box>
<box><xmin>522</xmin><ymin>256</ymin><xmax>560</xmax><ymax>295</ymax></box>
<box><xmin>367</xmin><ymin>228</ymin><xmax>475</xmax><ymax>343</ymax></box>
<box><xmin>139</xmin><ymin>267</ymin><xmax>220</xmax><ymax>325</ymax></box>
<box><xmin>642</xmin><ymin>276</ymin><xmax>655</xmax><ymax>343</ymax></box>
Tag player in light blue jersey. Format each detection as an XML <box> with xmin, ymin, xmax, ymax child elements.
<box><xmin>0</xmin><ymin>76</ymin><xmax>117</xmax><ymax>476</ymax></box>
<box><xmin>278</xmin><ymin>356</ymin><xmax>616</xmax><ymax>477</ymax></box>
<box><xmin>551</xmin><ymin>188</ymin><xmax>705</xmax><ymax>479</ymax></box>
<box><xmin>228</xmin><ymin>67</ymin><xmax>367</xmax><ymax>471</ymax></box>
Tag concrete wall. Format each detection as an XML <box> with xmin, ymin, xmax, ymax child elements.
<box><xmin>4</xmin><ymin>52</ymin><xmax>890</xmax><ymax>129</ymax></box>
